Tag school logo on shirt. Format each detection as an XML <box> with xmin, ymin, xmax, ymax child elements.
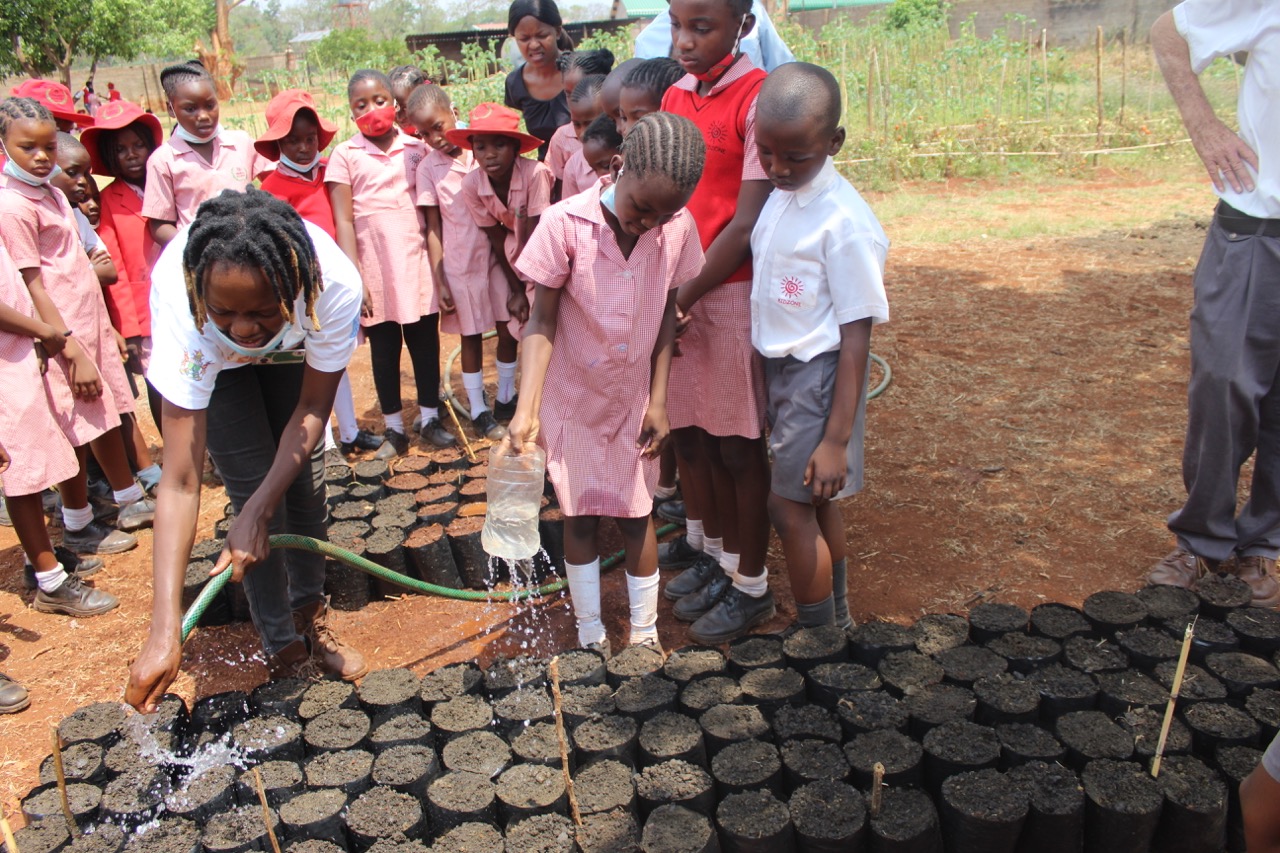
<box><xmin>232</xmin><ymin>166</ymin><xmax>248</xmax><ymax>182</ymax></box>
<box><xmin>180</xmin><ymin>348</ymin><xmax>214</xmax><ymax>380</ymax></box>
<box><xmin>778</xmin><ymin>276</ymin><xmax>805</xmax><ymax>307</ymax></box>
<box><xmin>709</xmin><ymin>121</ymin><xmax>728</xmax><ymax>144</ymax></box>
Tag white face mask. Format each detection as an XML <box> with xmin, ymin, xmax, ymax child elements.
<box><xmin>1</xmin><ymin>141</ymin><xmax>61</xmax><ymax>187</ymax></box>
<box><xmin>279</xmin><ymin>152</ymin><xmax>321</xmax><ymax>174</ymax></box>
<box><xmin>600</xmin><ymin>182</ymin><xmax>618</xmax><ymax>216</ymax></box>
<box><xmin>209</xmin><ymin>321</ymin><xmax>289</xmax><ymax>357</ymax></box>
<box><xmin>173</xmin><ymin>123</ymin><xmax>219</xmax><ymax>144</ymax></box>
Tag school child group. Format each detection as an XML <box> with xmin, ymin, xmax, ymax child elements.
<box><xmin>0</xmin><ymin>0</ymin><xmax>888</xmax><ymax>716</ymax></box>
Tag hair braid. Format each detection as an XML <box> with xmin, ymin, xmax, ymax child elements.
<box><xmin>559</xmin><ymin>47</ymin><xmax>615</xmax><ymax>76</ymax></box>
<box><xmin>160</xmin><ymin>61</ymin><xmax>214</xmax><ymax>100</ymax></box>
<box><xmin>0</xmin><ymin>97</ymin><xmax>54</xmax><ymax>138</ymax></box>
<box><xmin>621</xmin><ymin>58</ymin><xmax>684</xmax><ymax>103</ymax></box>
<box><xmin>570</xmin><ymin>74</ymin><xmax>606</xmax><ymax>105</ymax></box>
<box><xmin>621</xmin><ymin>112</ymin><xmax>705</xmax><ymax>194</ymax></box>
<box><xmin>182</xmin><ymin>188</ymin><xmax>323</xmax><ymax>331</ymax></box>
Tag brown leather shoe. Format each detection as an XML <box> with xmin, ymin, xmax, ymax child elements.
<box><xmin>266</xmin><ymin>639</ymin><xmax>316</xmax><ymax>680</ymax></box>
<box><xmin>1148</xmin><ymin>548</ymin><xmax>1218</xmax><ymax>589</ymax></box>
<box><xmin>294</xmin><ymin>599</ymin><xmax>368</xmax><ymax>681</ymax></box>
<box><xmin>1234</xmin><ymin>556</ymin><xmax>1280</xmax><ymax>609</ymax></box>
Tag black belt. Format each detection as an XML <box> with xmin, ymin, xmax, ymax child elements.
<box><xmin>1216</xmin><ymin>200</ymin><xmax>1280</xmax><ymax>238</ymax></box>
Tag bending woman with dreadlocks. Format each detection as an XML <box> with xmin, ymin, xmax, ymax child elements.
<box><xmin>126</xmin><ymin>189</ymin><xmax>368</xmax><ymax>713</ymax></box>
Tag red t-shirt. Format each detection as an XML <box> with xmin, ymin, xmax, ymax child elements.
<box><xmin>259</xmin><ymin>161</ymin><xmax>337</xmax><ymax>240</ymax></box>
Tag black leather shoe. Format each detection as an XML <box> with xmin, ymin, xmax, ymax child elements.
<box><xmin>33</xmin><ymin>574</ymin><xmax>119</xmax><ymax>617</ymax></box>
<box><xmin>473</xmin><ymin>410</ymin><xmax>507</xmax><ymax>441</ymax></box>
<box><xmin>689</xmin><ymin>586</ymin><xmax>777</xmax><ymax>644</ymax></box>
<box><xmin>664</xmin><ymin>552</ymin><xmax>719</xmax><ymax>602</ymax></box>
<box><xmin>656</xmin><ymin>500</ymin><xmax>687</xmax><ymax>525</ymax></box>
<box><xmin>493</xmin><ymin>395</ymin><xmax>518</xmax><ymax>422</ymax></box>
<box><xmin>658</xmin><ymin>535</ymin><xmax>702</xmax><ymax>570</ymax></box>
<box><xmin>0</xmin><ymin>673</ymin><xmax>29</xmax><ymax>714</ymax></box>
<box><xmin>341</xmin><ymin>429</ymin><xmax>384</xmax><ymax>454</ymax></box>
<box><xmin>673</xmin><ymin>566</ymin><xmax>731</xmax><ymax>622</ymax></box>
<box><xmin>23</xmin><ymin>548</ymin><xmax>104</xmax><ymax>591</ymax></box>
<box><xmin>373</xmin><ymin>429</ymin><xmax>410</xmax><ymax>460</ymax></box>
<box><xmin>419</xmin><ymin>417</ymin><xmax>458</xmax><ymax>449</ymax></box>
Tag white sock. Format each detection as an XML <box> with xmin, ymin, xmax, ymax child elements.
<box><xmin>496</xmin><ymin>360</ymin><xmax>517</xmax><ymax>404</ymax></box>
<box><xmin>335</xmin><ymin>372</ymin><xmax>359</xmax><ymax>443</ymax></box>
<box><xmin>384</xmin><ymin>411</ymin><xmax>404</xmax><ymax>434</ymax></box>
<box><xmin>419</xmin><ymin>406</ymin><xmax>438</xmax><ymax>426</ymax></box>
<box><xmin>566</xmin><ymin>559</ymin><xmax>606</xmax><ymax>646</ymax></box>
<box><xmin>703</xmin><ymin>535</ymin><xmax>723</xmax><ymax>563</ymax></box>
<box><xmin>113</xmin><ymin>483</ymin><xmax>144</xmax><ymax>506</ymax></box>
<box><xmin>626</xmin><ymin>572</ymin><xmax>660</xmax><ymax>643</ymax></box>
<box><xmin>463</xmin><ymin>371</ymin><xmax>487</xmax><ymax>419</ymax></box>
<box><xmin>720</xmin><ymin>551</ymin><xmax>741</xmax><ymax>579</ymax></box>
<box><xmin>62</xmin><ymin>504</ymin><xmax>94</xmax><ymax>532</ymax></box>
<box><xmin>35</xmin><ymin>566</ymin><xmax>69</xmax><ymax>593</ymax></box>
<box><xmin>733</xmin><ymin>566</ymin><xmax>770</xmax><ymax>598</ymax></box>
<box><xmin>685</xmin><ymin>519</ymin><xmax>705</xmax><ymax>551</ymax></box>
<box><xmin>324</xmin><ymin>424</ymin><xmax>338</xmax><ymax>452</ymax></box>
<box><xmin>654</xmin><ymin>484</ymin><xmax>677</xmax><ymax>500</ymax></box>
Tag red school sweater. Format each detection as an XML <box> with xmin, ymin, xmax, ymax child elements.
<box><xmin>97</xmin><ymin>179</ymin><xmax>157</xmax><ymax>338</ymax></box>
<box><xmin>259</xmin><ymin>161</ymin><xmax>337</xmax><ymax>240</ymax></box>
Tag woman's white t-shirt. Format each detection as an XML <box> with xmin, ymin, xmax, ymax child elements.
<box><xmin>147</xmin><ymin>220</ymin><xmax>362</xmax><ymax>410</ymax></box>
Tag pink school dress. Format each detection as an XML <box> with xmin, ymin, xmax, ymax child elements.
<box><xmin>326</xmin><ymin>131</ymin><xmax>435</xmax><ymax>326</ymax></box>
<box><xmin>0</xmin><ymin>241</ymin><xmax>79</xmax><ymax>497</ymax></box>
<box><xmin>415</xmin><ymin>147</ymin><xmax>509</xmax><ymax>337</ymax></box>
<box><xmin>546</xmin><ymin>123</ymin><xmax>581</xmax><ymax>182</ymax></box>
<box><xmin>514</xmin><ymin>182</ymin><xmax>705</xmax><ymax>519</ymax></box>
<box><xmin>0</xmin><ymin>176</ymin><xmax>129</xmax><ymax>446</ymax></box>
<box><xmin>142</xmin><ymin>129</ymin><xmax>269</xmax><ymax>227</ymax></box>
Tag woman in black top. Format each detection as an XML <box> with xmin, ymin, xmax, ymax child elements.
<box><xmin>504</xmin><ymin>0</ymin><xmax>573</xmax><ymax>160</ymax></box>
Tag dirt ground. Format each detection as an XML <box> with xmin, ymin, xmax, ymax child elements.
<box><xmin>0</xmin><ymin>165</ymin><xmax>1220</xmax><ymax>821</ymax></box>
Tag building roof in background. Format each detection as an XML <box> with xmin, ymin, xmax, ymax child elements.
<box><xmin>290</xmin><ymin>29</ymin><xmax>332</xmax><ymax>43</ymax></box>
<box><xmin>788</xmin><ymin>0</ymin><xmax>887</xmax><ymax>10</ymax></box>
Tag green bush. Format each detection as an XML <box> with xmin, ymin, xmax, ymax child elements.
<box><xmin>883</xmin><ymin>0</ymin><xmax>948</xmax><ymax>31</ymax></box>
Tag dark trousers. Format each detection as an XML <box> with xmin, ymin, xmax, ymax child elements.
<box><xmin>1168</xmin><ymin>219</ymin><xmax>1280</xmax><ymax>561</ymax></box>
<box><xmin>206</xmin><ymin>363</ymin><xmax>327</xmax><ymax>656</ymax></box>
<box><xmin>365</xmin><ymin>315</ymin><xmax>441</xmax><ymax>417</ymax></box>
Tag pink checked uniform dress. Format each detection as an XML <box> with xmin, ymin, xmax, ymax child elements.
<box><xmin>514</xmin><ymin>183</ymin><xmax>705</xmax><ymax>518</ymax></box>
<box><xmin>546</xmin><ymin>123</ymin><xmax>581</xmax><ymax>181</ymax></box>
<box><xmin>327</xmin><ymin>131</ymin><xmax>435</xmax><ymax>326</ymax></box>
<box><xmin>415</xmin><ymin>147</ymin><xmax>509</xmax><ymax>336</ymax></box>
<box><xmin>561</xmin><ymin>150</ymin><xmax>602</xmax><ymax>198</ymax></box>
<box><xmin>0</xmin><ymin>241</ymin><xmax>79</xmax><ymax>497</ymax></box>
<box><xmin>0</xmin><ymin>177</ymin><xmax>129</xmax><ymax>445</ymax></box>
<box><xmin>142</xmin><ymin>129</ymin><xmax>269</xmax><ymax>227</ymax></box>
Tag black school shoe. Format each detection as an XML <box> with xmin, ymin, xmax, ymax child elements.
<box><xmin>656</xmin><ymin>500</ymin><xmax>687</xmax><ymax>526</ymax></box>
<box><xmin>373</xmin><ymin>429</ymin><xmax>410</xmax><ymax>460</ymax></box>
<box><xmin>340</xmin><ymin>429</ymin><xmax>384</xmax><ymax>455</ymax></box>
<box><xmin>33</xmin><ymin>573</ymin><xmax>120</xmax><ymax>617</ymax></box>
<box><xmin>688</xmin><ymin>586</ymin><xmax>777</xmax><ymax>645</ymax></box>
<box><xmin>0</xmin><ymin>674</ymin><xmax>29</xmax><ymax>714</ymax></box>
<box><xmin>23</xmin><ymin>548</ymin><xmax>104</xmax><ymax>591</ymax></box>
<box><xmin>473</xmin><ymin>411</ymin><xmax>508</xmax><ymax>441</ymax></box>
<box><xmin>493</xmin><ymin>395</ymin><xmax>519</xmax><ymax>422</ymax></box>
<box><xmin>664</xmin><ymin>552</ymin><xmax>719</xmax><ymax>602</ymax></box>
<box><xmin>673</xmin><ymin>565</ymin><xmax>732</xmax><ymax>622</ymax></box>
<box><xmin>419</xmin><ymin>418</ymin><xmax>458</xmax><ymax>449</ymax></box>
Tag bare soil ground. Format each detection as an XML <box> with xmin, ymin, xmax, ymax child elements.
<box><xmin>0</xmin><ymin>165</ymin><xmax>1219</xmax><ymax>821</ymax></box>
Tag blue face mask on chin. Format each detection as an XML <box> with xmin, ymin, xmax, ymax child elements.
<box><xmin>1</xmin><ymin>144</ymin><xmax>61</xmax><ymax>187</ymax></box>
<box><xmin>279</xmin><ymin>152</ymin><xmax>321</xmax><ymax>174</ymax></box>
<box><xmin>173</xmin><ymin>123</ymin><xmax>219</xmax><ymax>145</ymax></box>
<box><xmin>210</xmin><ymin>321</ymin><xmax>289</xmax><ymax>358</ymax></box>
<box><xmin>600</xmin><ymin>182</ymin><xmax>618</xmax><ymax>216</ymax></box>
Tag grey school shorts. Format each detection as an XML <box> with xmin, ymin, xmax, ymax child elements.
<box><xmin>765</xmin><ymin>350</ymin><xmax>868</xmax><ymax>504</ymax></box>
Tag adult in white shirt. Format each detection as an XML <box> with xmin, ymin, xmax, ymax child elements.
<box><xmin>126</xmin><ymin>189</ymin><xmax>368</xmax><ymax>713</ymax></box>
<box><xmin>633</xmin><ymin>0</ymin><xmax>796</xmax><ymax>72</ymax></box>
<box><xmin>1147</xmin><ymin>0</ymin><xmax>1280</xmax><ymax>607</ymax></box>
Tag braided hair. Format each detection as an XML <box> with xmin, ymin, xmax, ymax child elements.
<box><xmin>620</xmin><ymin>112</ymin><xmax>704</xmax><ymax>194</ymax></box>
<box><xmin>405</xmin><ymin>82</ymin><xmax>452</xmax><ymax>115</ymax></box>
<box><xmin>160</xmin><ymin>61</ymin><xmax>214</xmax><ymax>100</ymax></box>
<box><xmin>389</xmin><ymin>65</ymin><xmax>428</xmax><ymax>91</ymax></box>
<box><xmin>571</xmin><ymin>74</ymin><xmax>606</xmax><ymax>105</ymax></box>
<box><xmin>558</xmin><ymin>48</ymin><xmax>615</xmax><ymax>76</ymax></box>
<box><xmin>622</xmin><ymin>58</ymin><xmax>684</xmax><ymax>104</ymax></box>
<box><xmin>182</xmin><ymin>188</ymin><xmax>323</xmax><ymax>332</ymax></box>
<box><xmin>0</xmin><ymin>97</ymin><xmax>54</xmax><ymax>138</ymax></box>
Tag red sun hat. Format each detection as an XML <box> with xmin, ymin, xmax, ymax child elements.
<box><xmin>444</xmin><ymin>103</ymin><xmax>542</xmax><ymax>155</ymax></box>
<box><xmin>80</xmin><ymin>100</ymin><xmax>164</xmax><ymax>175</ymax></box>
<box><xmin>254</xmin><ymin>89</ymin><xmax>338</xmax><ymax>160</ymax></box>
<box><xmin>10</xmin><ymin>79</ymin><xmax>94</xmax><ymax>126</ymax></box>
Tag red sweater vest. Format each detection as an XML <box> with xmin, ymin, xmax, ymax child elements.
<box><xmin>260</xmin><ymin>162</ymin><xmax>337</xmax><ymax>240</ymax></box>
<box><xmin>662</xmin><ymin>67</ymin><xmax>767</xmax><ymax>285</ymax></box>
<box><xmin>97</xmin><ymin>180</ymin><xmax>156</xmax><ymax>338</ymax></box>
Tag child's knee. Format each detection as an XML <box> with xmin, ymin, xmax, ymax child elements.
<box><xmin>768</xmin><ymin>491</ymin><xmax>810</xmax><ymax>538</ymax></box>
<box><xmin>719</xmin><ymin>436</ymin><xmax>766</xmax><ymax>478</ymax></box>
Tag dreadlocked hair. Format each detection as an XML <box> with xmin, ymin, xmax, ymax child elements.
<box><xmin>405</xmin><ymin>81</ymin><xmax>452</xmax><ymax>115</ymax></box>
<box><xmin>0</xmin><ymin>97</ymin><xmax>53</xmax><ymax>138</ymax></box>
<box><xmin>348</xmin><ymin>69</ymin><xmax>392</xmax><ymax>99</ymax></box>
<box><xmin>558</xmin><ymin>47</ymin><xmax>615</xmax><ymax>75</ymax></box>
<box><xmin>581</xmin><ymin>113</ymin><xmax>622</xmax><ymax>149</ymax></box>
<box><xmin>622</xmin><ymin>58</ymin><xmax>684</xmax><ymax>103</ymax></box>
<box><xmin>571</xmin><ymin>74</ymin><xmax>606</xmax><ymax>104</ymax></box>
<box><xmin>621</xmin><ymin>112</ymin><xmax>704</xmax><ymax>194</ymax></box>
<box><xmin>182</xmin><ymin>188</ymin><xmax>323</xmax><ymax>332</ymax></box>
<box><xmin>160</xmin><ymin>61</ymin><xmax>214</xmax><ymax>100</ymax></box>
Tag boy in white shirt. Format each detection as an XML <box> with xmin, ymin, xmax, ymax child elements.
<box><xmin>750</xmin><ymin>63</ymin><xmax>890</xmax><ymax>631</ymax></box>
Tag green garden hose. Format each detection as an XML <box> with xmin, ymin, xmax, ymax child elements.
<box><xmin>180</xmin><ymin>525</ymin><xmax>679</xmax><ymax>643</ymax></box>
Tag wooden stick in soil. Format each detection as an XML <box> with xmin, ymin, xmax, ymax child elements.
<box><xmin>252</xmin><ymin>768</ymin><xmax>284</xmax><ymax>853</ymax></box>
<box><xmin>1</xmin><ymin>805</ymin><xmax>20</xmax><ymax>853</ymax></box>
<box><xmin>870</xmin><ymin>762</ymin><xmax>885</xmax><ymax>818</ymax></box>
<box><xmin>49</xmin><ymin>726</ymin><xmax>77</xmax><ymax>837</ymax></box>
<box><xmin>1152</xmin><ymin>619</ymin><xmax>1196</xmax><ymax>778</ymax></box>
<box><xmin>443</xmin><ymin>398</ymin><xmax>478</xmax><ymax>464</ymax></box>
<box><xmin>548</xmin><ymin>657</ymin><xmax>582</xmax><ymax>826</ymax></box>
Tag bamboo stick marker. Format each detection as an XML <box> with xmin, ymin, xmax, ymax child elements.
<box><xmin>870</xmin><ymin>762</ymin><xmax>885</xmax><ymax>818</ymax></box>
<box><xmin>1</xmin><ymin>805</ymin><xmax>19</xmax><ymax>853</ymax></box>
<box><xmin>443</xmin><ymin>398</ymin><xmax>478</xmax><ymax>464</ymax></box>
<box><xmin>49</xmin><ymin>726</ymin><xmax>77</xmax><ymax>837</ymax></box>
<box><xmin>252</xmin><ymin>768</ymin><xmax>283</xmax><ymax>853</ymax></box>
<box><xmin>1152</xmin><ymin>618</ymin><xmax>1196</xmax><ymax>778</ymax></box>
<box><xmin>548</xmin><ymin>657</ymin><xmax>582</xmax><ymax>826</ymax></box>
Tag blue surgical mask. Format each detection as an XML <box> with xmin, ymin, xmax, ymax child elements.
<box><xmin>600</xmin><ymin>183</ymin><xmax>618</xmax><ymax>216</ymax></box>
<box><xmin>174</xmin><ymin>123</ymin><xmax>219</xmax><ymax>145</ymax></box>
<box><xmin>209</xmin><ymin>321</ymin><xmax>289</xmax><ymax>358</ymax></box>
<box><xmin>279</xmin><ymin>152</ymin><xmax>321</xmax><ymax>174</ymax></box>
<box><xmin>1</xmin><ymin>143</ymin><xmax>61</xmax><ymax>187</ymax></box>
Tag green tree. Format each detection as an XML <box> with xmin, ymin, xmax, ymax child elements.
<box><xmin>0</xmin><ymin>0</ymin><xmax>162</xmax><ymax>88</ymax></box>
<box><xmin>308</xmin><ymin>27</ymin><xmax>410</xmax><ymax>76</ymax></box>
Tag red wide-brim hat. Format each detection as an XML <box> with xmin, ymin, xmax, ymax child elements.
<box><xmin>444</xmin><ymin>103</ymin><xmax>542</xmax><ymax>155</ymax></box>
<box><xmin>254</xmin><ymin>89</ymin><xmax>338</xmax><ymax>159</ymax></box>
<box><xmin>10</xmin><ymin>79</ymin><xmax>94</xmax><ymax>126</ymax></box>
<box><xmin>80</xmin><ymin>100</ymin><xmax>164</xmax><ymax>175</ymax></box>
